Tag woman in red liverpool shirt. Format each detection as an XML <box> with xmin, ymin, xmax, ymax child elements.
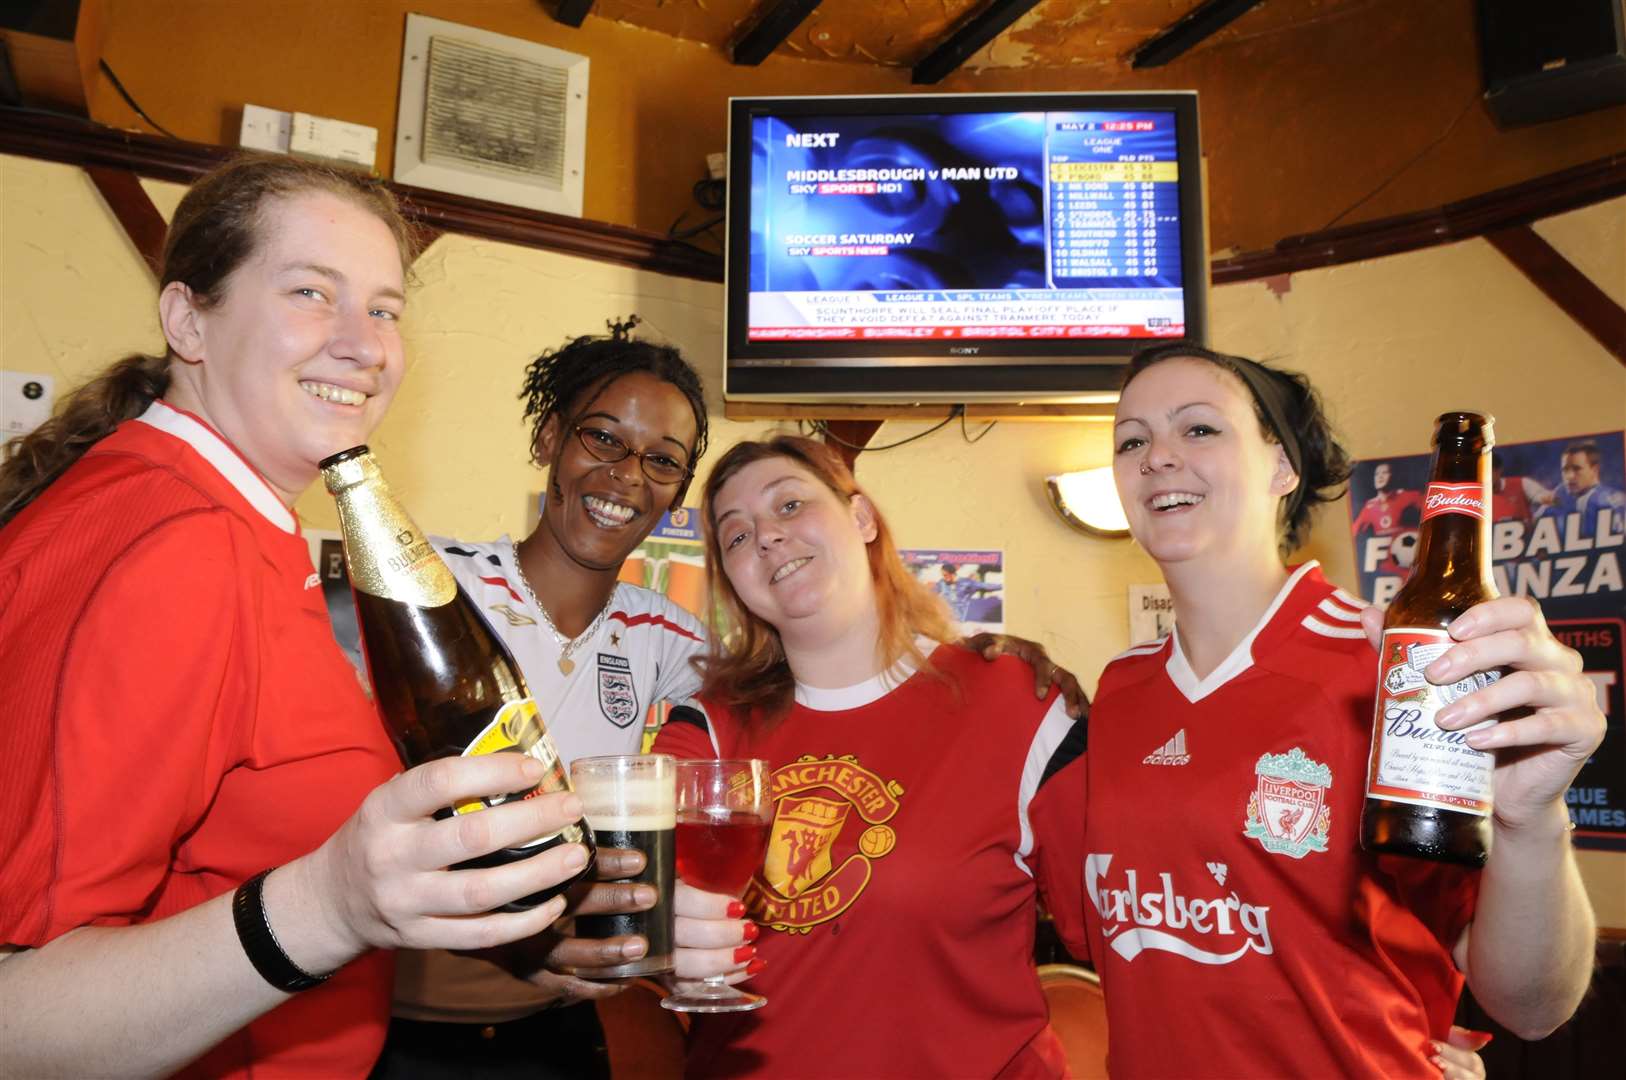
<box><xmin>1082</xmin><ymin>342</ymin><xmax>1602</xmax><ymax>1077</ymax></box>
<box><xmin>655</xmin><ymin>435</ymin><xmax>1090</xmax><ymax>1078</ymax></box>
<box><xmin>0</xmin><ymin>156</ymin><xmax>592</xmax><ymax>1078</ymax></box>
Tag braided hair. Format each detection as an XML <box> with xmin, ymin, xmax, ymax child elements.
<box><xmin>519</xmin><ymin>315</ymin><xmax>710</xmax><ymax>479</ymax></box>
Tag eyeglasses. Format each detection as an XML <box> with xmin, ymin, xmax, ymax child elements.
<box><xmin>573</xmin><ymin>425</ymin><xmax>691</xmax><ymax>485</ymax></box>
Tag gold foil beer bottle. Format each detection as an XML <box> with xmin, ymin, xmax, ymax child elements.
<box><xmin>1360</xmin><ymin>413</ymin><xmax>1498</xmax><ymax>867</ymax></box>
<box><xmin>320</xmin><ymin>446</ymin><xmax>595</xmax><ymax>908</ymax></box>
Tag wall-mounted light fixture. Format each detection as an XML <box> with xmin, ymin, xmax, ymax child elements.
<box><xmin>1045</xmin><ymin>466</ymin><xmax>1130</xmax><ymax>539</ymax></box>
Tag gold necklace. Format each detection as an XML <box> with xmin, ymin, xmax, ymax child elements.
<box><xmin>510</xmin><ymin>540</ymin><xmax>613</xmax><ymax>675</ymax></box>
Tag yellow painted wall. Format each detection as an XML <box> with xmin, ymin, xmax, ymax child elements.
<box><xmin>3</xmin><ymin>153</ymin><xmax>1623</xmax><ymax>923</ymax></box>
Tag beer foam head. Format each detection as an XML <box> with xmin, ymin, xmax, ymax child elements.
<box><xmin>579</xmin><ymin>774</ymin><xmax>676</xmax><ymax>830</ymax></box>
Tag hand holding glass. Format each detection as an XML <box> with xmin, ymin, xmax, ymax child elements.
<box><xmin>664</xmin><ymin>758</ymin><xmax>773</xmax><ymax>1013</ymax></box>
<box><xmin>556</xmin><ymin>754</ymin><xmax>676</xmax><ymax>979</ymax></box>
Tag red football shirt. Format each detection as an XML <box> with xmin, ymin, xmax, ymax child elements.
<box><xmin>1352</xmin><ymin>489</ymin><xmax>1425</xmax><ymax>573</ymax></box>
<box><xmin>0</xmin><ymin>403</ymin><xmax>400</xmax><ymax>1078</ymax></box>
<box><xmin>654</xmin><ymin>645</ymin><xmax>1088</xmax><ymax>1079</ymax></box>
<box><xmin>1082</xmin><ymin>563</ymin><xmax>1478</xmax><ymax>1078</ymax></box>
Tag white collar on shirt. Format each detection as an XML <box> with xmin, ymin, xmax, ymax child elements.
<box><xmin>1165</xmin><ymin>560</ymin><xmax>1319</xmax><ymax>704</ymax></box>
<box><xmin>133</xmin><ymin>400</ymin><xmax>297</xmax><ymax>533</ymax></box>
<box><xmin>792</xmin><ymin>639</ymin><xmax>936</xmax><ymax>712</ymax></box>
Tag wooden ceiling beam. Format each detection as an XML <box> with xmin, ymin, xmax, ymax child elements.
<box><xmin>5</xmin><ymin>109</ymin><xmax>1622</xmax><ymax>294</ymax></box>
<box><xmin>731</xmin><ymin>0</ymin><xmax>824</xmax><ymax>66</ymax></box>
<box><xmin>84</xmin><ymin>164</ymin><xmax>163</xmax><ymax>276</ymax></box>
<box><xmin>1212</xmin><ymin>153</ymin><xmax>1626</xmax><ymax>283</ymax></box>
<box><xmin>912</xmin><ymin>0</ymin><xmax>1043</xmax><ymax>86</ymax></box>
<box><xmin>1485</xmin><ymin>225</ymin><xmax>1626</xmax><ymax>370</ymax></box>
<box><xmin>820</xmin><ymin>420</ymin><xmax>883</xmax><ymax>474</ymax></box>
<box><xmin>1131</xmin><ymin>0</ymin><xmax>1266</xmax><ymax>69</ymax></box>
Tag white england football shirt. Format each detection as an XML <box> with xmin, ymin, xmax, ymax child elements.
<box><xmin>431</xmin><ymin>535</ymin><xmax>707</xmax><ymax>765</ymax></box>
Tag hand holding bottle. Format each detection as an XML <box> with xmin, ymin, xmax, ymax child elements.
<box><xmin>1361</xmin><ymin>597</ymin><xmax>1604</xmax><ymax>833</ymax></box>
<box><xmin>278</xmin><ymin>752</ymin><xmax>591</xmax><ymax>977</ymax></box>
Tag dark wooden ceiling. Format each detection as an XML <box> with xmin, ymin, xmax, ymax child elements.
<box><xmin>584</xmin><ymin>0</ymin><xmax>1372</xmax><ymax>71</ymax></box>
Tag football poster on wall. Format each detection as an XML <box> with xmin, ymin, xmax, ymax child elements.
<box><xmin>900</xmin><ymin>549</ymin><xmax>1005</xmax><ymax>633</ymax></box>
<box><xmin>1348</xmin><ymin>430</ymin><xmax>1625</xmax><ymax>850</ymax></box>
<box><xmin>615</xmin><ymin>505</ymin><xmax>708</xmax><ymax>621</ymax></box>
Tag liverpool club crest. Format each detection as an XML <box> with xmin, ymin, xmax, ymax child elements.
<box><xmin>1243</xmin><ymin>747</ymin><xmax>1331</xmax><ymax>859</ymax></box>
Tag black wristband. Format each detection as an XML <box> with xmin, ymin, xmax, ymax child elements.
<box><xmin>232</xmin><ymin>869</ymin><xmax>333</xmax><ymax>993</ymax></box>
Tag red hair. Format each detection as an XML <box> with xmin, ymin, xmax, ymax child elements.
<box><xmin>696</xmin><ymin>436</ymin><xmax>955</xmax><ymax>722</ymax></box>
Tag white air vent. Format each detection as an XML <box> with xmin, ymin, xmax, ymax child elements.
<box><xmin>395</xmin><ymin>14</ymin><xmax>588</xmax><ymax>217</ymax></box>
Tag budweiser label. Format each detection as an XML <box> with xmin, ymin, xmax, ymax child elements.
<box><xmin>454</xmin><ymin>698</ymin><xmax>571</xmax><ymax>847</ymax></box>
<box><xmin>1366</xmin><ymin>629</ymin><xmax>1498</xmax><ymax>815</ymax></box>
<box><xmin>1420</xmin><ymin>481</ymin><xmax>1488</xmax><ymax>523</ymax></box>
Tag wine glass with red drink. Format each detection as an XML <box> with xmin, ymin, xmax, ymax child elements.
<box><xmin>663</xmin><ymin>758</ymin><xmax>773</xmax><ymax>1013</ymax></box>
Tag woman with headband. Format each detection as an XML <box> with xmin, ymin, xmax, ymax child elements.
<box><xmin>1069</xmin><ymin>343</ymin><xmax>1601</xmax><ymax>1077</ymax></box>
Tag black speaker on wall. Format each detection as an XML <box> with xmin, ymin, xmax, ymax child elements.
<box><xmin>1476</xmin><ymin>0</ymin><xmax>1626</xmax><ymax>127</ymax></box>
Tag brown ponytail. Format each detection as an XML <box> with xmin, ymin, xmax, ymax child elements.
<box><xmin>0</xmin><ymin>354</ymin><xmax>170</xmax><ymax>525</ymax></box>
<box><xmin>0</xmin><ymin>154</ymin><xmax>415</xmax><ymax>529</ymax></box>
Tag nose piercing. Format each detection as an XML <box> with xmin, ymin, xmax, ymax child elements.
<box><xmin>1139</xmin><ymin>461</ymin><xmax>1153</xmax><ymax>475</ymax></box>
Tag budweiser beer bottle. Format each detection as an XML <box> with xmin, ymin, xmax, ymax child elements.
<box><xmin>1360</xmin><ymin>413</ymin><xmax>1499</xmax><ymax>866</ymax></box>
<box><xmin>320</xmin><ymin>446</ymin><xmax>595</xmax><ymax>908</ymax></box>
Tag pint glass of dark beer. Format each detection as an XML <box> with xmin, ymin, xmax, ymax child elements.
<box><xmin>560</xmin><ymin>754</ymin><xmax>676</xmax><ymax>979</ymax></box>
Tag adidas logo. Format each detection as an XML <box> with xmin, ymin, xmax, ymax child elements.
<box><xmin>1143</xmin><ymin>728</ymin><xmax>1191</xmax><ymax>766</ymax></box>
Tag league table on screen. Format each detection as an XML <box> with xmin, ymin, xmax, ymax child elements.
<box><xmin>1044</xmin><ymin>114</ymin><xmax>1185</xmax><ymax>293</ymax></box>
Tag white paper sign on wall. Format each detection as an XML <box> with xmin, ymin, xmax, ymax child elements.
<box><xmin>2</xmin><ymin>372</ymin><xmax>56</xmax><ymax>438</ymax></box>
<box><xmin>1129</xmin><ymin>583</ymin><xmax>1175</xmax><ymax>644</ymax></box>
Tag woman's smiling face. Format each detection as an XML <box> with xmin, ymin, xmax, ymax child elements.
<box><xmin>535</xmin><ymin>371</ymin><xmax>698</xmax><ymax>572</ymax></box>
<box><xmin>711</xmin><ymin>455</ymin><xmax>878</xmax><ymax>638</ymax></box>
<box><xmin>1112</xmin><ymin>356</ymin><xmax>1296</xmax><ymax>568</ymax></box>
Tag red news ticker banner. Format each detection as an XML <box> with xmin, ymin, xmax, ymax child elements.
<box><xmin>749</xmin><ymin>324</ymin><xmax>1185</xmax><ymax>341</ymax></box>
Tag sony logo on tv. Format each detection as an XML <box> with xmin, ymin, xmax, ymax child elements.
<box><xmin>949</xmin><ymin>346</ymin><xmax>981</xmax><ymax>355</ymax></box>
<box><xmin>785</xmin><ymin>132</ymin><xmax>840</xmax><ymax>147</ymax></box>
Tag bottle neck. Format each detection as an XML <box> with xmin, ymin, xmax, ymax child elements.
<box><xmin>1404</xmin><ymin>443</ymin><xmax>1492</xmax><ymax>600</ymax></box>
<box><xmin>324</xmin><ymin>452</ymin><xmax>455</xmax><ymax>607</ymax></box>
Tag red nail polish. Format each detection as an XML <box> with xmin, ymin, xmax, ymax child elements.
<box><xmin>726</xmin><ymin>900</ymin><xmax>746</xmax><ymax>918</ymax></box>
<box><xmin>746</xmin><ymin>957</ymin><xmax>767</xmax><ymax>976</ymax></box>
<box><xmin>742</xmin><ymin>921</ymin><xmax>760</xmax><ymax>942</ymax></box>
<box><xmin>733</xmin><ymin>944</ymin><xmax>757</xmax><ymax>963</ymax></box>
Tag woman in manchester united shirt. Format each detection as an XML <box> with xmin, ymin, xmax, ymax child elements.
<box><xmin>1081</xmin><ymin>343</ymin><xmax>1602</xmax><ymax>1077</ymax></box>
<box><xmin>654</xmin><ymin>435</ymin><xmax>1090</xmax><ymax>1079</ymax></box>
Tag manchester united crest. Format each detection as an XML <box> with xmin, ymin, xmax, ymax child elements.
<box><xmin>763</xmin><ymin>796</ymin><xmax>847</xmax><ymax>898</ymax></box>
<box><xmin>1243</xmin><ymin>747</ymin><xmax>1331</xmax><ymax>859</ymax></box>
<box><xmin>745</xmin><ymin>755</ymin><xmax>904</xmax><ymax>934</ymax></box>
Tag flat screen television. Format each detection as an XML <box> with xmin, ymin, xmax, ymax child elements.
<box><xmin>724</xmin><ymin>92</ymin><xmax>1207</xmax><ymax>402</ymax></box>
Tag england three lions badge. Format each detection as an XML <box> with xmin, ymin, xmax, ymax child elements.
<box><xmin>596</xmin><ymin>653</ymin><xmax>638</xmax><ymax>728</ymax></box>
